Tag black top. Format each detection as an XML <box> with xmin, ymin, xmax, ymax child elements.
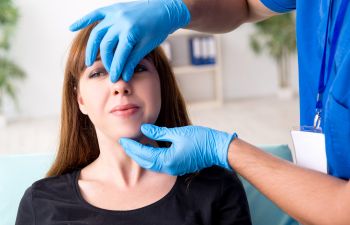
<box><xmin>15</xmin><ymin>166</ymin><xmax>251</xmax><ymax>225</ymax></box>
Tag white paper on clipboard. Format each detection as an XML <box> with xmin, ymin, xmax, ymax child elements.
<box><xmin>291</xmin><ymin>128</ymin><xmax>327</xmax><ymax>173</ymax></box>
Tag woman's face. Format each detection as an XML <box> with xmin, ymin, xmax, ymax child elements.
<box><xmin>77</xmin><ymin>58</ymin><xmax>161</xmax><ymax>140</ymax></box>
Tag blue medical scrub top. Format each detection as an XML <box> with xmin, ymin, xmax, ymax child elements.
<box><xmin>260</xmin><ymin>0</ymin><xmax>350</xmax><ymax>179</ymax></box>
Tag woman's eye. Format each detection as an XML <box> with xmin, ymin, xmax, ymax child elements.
<box><xmin>88</xmin><ymin>70</ymin><xmax>108</xmax><ymax>79</ymax></box>
<box><xmin>134</xmin><ymin>64</ymin><xmax>148</xmax><ymax>73</ymax></box>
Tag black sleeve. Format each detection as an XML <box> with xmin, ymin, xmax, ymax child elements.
<box><xmin>15</xmin><ymin>187</ymin><xmax>35</xmax><ymax>225</ymax></box>
<box><xmin>215</xmin><ymin>171</ymin><xmax>252</xmax><ymax>225</ymax></box>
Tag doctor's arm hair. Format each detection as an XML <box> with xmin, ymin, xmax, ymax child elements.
<box><xmin>229</xmin><ymin>138</ymin><xmax>350</xmax><ymax>225</ymax></box>
<box><xmin>183</xmin><ymin>0</ymin><xmax>279</xmax><ymax>33</ymax></box>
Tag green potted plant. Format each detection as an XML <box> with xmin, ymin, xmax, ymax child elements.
<box><xmin>250</xmin><ymin>13</ymin><xmax>296</xmax><ymax>99</ymax></box>
<box><xmin>0</xmin><ymin>0</ymin><xmax>26</xmax><ymax>127</ymax></box>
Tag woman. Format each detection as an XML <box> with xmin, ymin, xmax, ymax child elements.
<box><xmin>15</xmin><ymin>23</ymin><xmax>251</xmax><ymax>225</ymax></box>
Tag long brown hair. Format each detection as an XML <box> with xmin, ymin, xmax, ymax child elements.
<box><xmin>47</xmin><ymin>24</ymin><xmax>191</xmax><ymax>177</ymax></box>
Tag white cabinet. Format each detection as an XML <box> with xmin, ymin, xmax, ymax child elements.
<box><xmin>164</xmin><ymin>29</ymin><xmax>223</xmax><ymax>108</ymax></box>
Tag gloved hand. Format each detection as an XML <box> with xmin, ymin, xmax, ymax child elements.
<box><xmin>69</xmin><ymin>0</ymin><xmax>191</xmax><ymax>83</ymax></box>
<box><xmin>119</xmin><ymin>124</ymin><xmax>237</xmax><ymax>175</ymax></box>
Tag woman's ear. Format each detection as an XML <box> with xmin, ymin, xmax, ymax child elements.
<box><xmin>77</xmin><ymin>91</ymin><xmax>88</xmax><ymax>115</ymax></box>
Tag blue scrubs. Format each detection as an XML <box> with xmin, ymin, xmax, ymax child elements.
<box><xmin>260</xmin><ymin>0</ymin><xmax>350</xmax><ymax>179</ymax></box>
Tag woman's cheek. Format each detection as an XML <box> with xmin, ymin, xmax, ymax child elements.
<box><xmin>144</xmin><ymin>78</ymin><xmax>161</xmax><ymax>123</ymax></box>
<box><xmin>81</xmin><ymin>82</ymin><xmax>109</xmax><ymax>118</ymax></box>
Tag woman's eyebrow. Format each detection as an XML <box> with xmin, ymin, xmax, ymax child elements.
<box><xmin>140</xmin><ymin>58</ymin><xmax>151</xmax><ymax>64</ymax></box>
<box><xmin>88</xmin><ymin>57</ymin><xmax>102</xmax><ymax>68</ymax></box>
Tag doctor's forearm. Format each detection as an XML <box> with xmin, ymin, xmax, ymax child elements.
<box><xmin>183</xmin><ymin>0</ymin><xmax>277</xmax><ymax>33</ymax></box>
<box><xmin>228</xmin><ymin>138</ymin><xmax>350</xmax><ymax>225</ymax></box>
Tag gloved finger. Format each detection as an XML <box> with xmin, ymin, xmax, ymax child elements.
<box><xmin>69</xmin><ymin>9</ymin><xmax>105</xmax><ymax>32</ymax></box>
<box><xmin>121</xmin><ymin>43</ymin><xmax>150</xmax><ymax>82</ymax></box>
<box><xmin>109</xmin><ymin>34</ymin><xmax>134</xmax><ymax>83</ymax></box>
<box><xmin>140</xmin><ymin>124</ymin><xmax>175</xmax><ymax>143</ymax></box>
<box><xmin>122</xmin><ymin>34</ymin><xmax>168</xmax><ymax>82</ymax></box>
<box><xmin>119</xmin><ymin>137</ymin><xmax>164</xmax><ymax>171</ymax></box>
<box><xmin>100</xmin><ymin>27</ymin><xmax>120</xmax><ymax>73</ymax></box>
<box><xmin>85</xmin><ymin>22</ymin><xmax>109</xmax><ymax>66</ymax></box>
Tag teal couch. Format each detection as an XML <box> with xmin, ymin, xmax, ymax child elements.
<box><xmin>0</xmin><ymin>146</ymin><xmax>298</xmax><ymax>225</ymax></box>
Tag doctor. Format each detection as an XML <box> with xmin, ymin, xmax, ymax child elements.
<box><xmin>70</xmin><ymin>0</ymin><xmax>350</xmax><ymax>224</ymax></box>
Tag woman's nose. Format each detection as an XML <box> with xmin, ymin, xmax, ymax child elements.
<box><xmin>111</xmin><ymin>80</ymin><xmax>132</xmax><ymax>96</ymax></box>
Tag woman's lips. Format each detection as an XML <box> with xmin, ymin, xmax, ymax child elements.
<box><xmin>110</xmin><ymin>104</ymin><xmax>140</xmax><ymax>117</ymax></box>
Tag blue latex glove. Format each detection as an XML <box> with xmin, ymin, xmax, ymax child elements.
<box><xmin>119</xmin><ymin>124</ymin><xmax>237</xmax><ymax>175</ymax></box>
<box><xmin>69</xmin><ymin>0</ymin><xmax>190</xmax><ymax>83</ymax></box>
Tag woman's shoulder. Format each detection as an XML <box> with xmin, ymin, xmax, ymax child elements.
<box><xmin>191</xmin><ymin>166</ymin><xmax>241</xmax><ymax>183</ymax></box>
<box><xmin>175</xmin><ymin>166</ymin><xmax>247</xmax><ymax>211</ymax></box>
<box><xmin>180</xmin><ymin>166</ymin><xmax>244</xmax><ymax>193</ymax></box>
<box><xmin>29</xmin><ymin>170</ymin><xmax>79</xmax><ymax>199</ymax></box>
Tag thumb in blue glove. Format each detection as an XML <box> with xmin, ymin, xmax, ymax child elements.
<box><xmin>69</xmin><ymin>0</ymin><xmax>191</xmax><ymax>83</ymax></box>
<box><xmin>119</xmin><ymin>124</ymin><xmax>237</xmax><ymax>175</ymax></box>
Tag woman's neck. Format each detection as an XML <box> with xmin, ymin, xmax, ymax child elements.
<box><xmin>82</xmin><ymin>130</ymin><xmax>157</xmax><ymax>189</ymax></box>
